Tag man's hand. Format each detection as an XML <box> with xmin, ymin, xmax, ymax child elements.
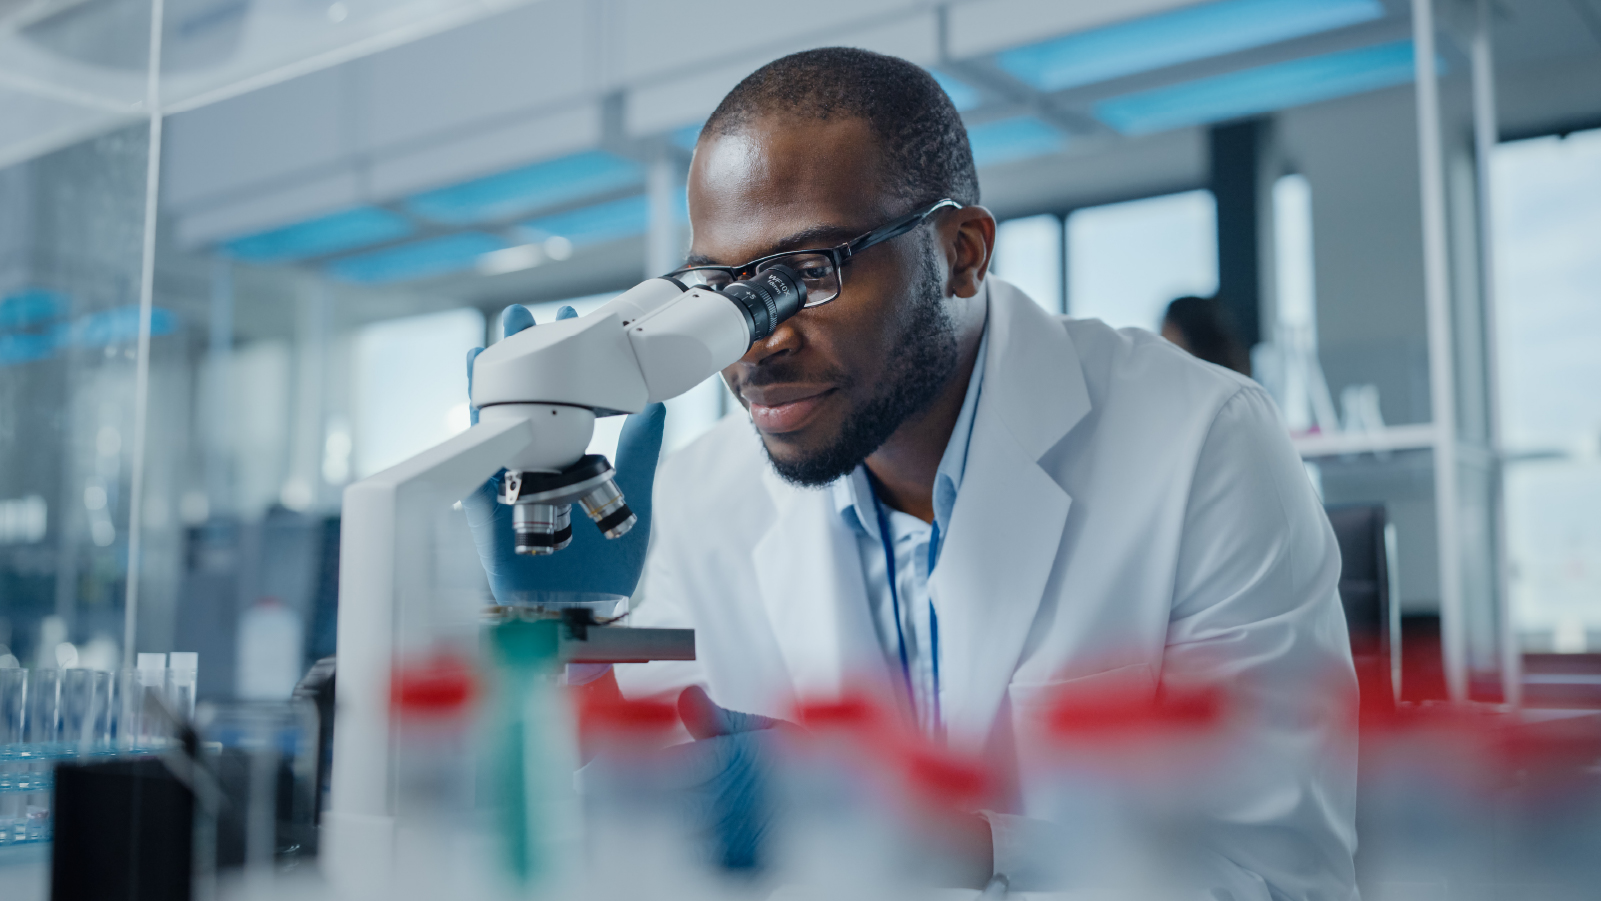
<box><xmin>654</xmin><ymin>687</ymin><xmax>792</xmax><ymax>872</ymax></box>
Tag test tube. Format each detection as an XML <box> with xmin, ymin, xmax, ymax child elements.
<box><xmin>167</xmin><ymin>652</ymin><xmax>198</xmax><ymax>723</ymax></box>
<box><xmin>118</xmin><ymin>654</ymin><xmax>169</xmax><ymax>751</ymax></box>
<box><xmin>90</xmin><ymin>671</ymin><xmax>113</xmax><ymax>753</ymax></box>
<box><xmin>59</xmin><ymin>669</ymin><xmax>110</xmax><ymax>756</ymax></box>
<box><xmin>23</xmin><ymin>668</ymin><xmax>60</xmax><ymax>749</ymax></box>
<box><xmin>22</xmin><ymin>668</ymin><xmax>61</xmax><ymax>842</ymax></box>
<box><xmin>0</xmin><ymin>668</ymin><xmax>23</xmax><ymax>747</ymax></box>
<box><xmin>0</xmin><ymin>669</ymin><xmax>24</xmax><ymax>844</ymax></box>
<box><xmin>136</xmin><ymin>653</ymin><xmax>167</xmax><ymax>749</ymax></box>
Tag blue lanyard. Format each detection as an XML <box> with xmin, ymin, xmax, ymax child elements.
<box><xmin>871</xmin><ymin>487</ymin><xmax>942</xmax><ymax>735</ymax></box>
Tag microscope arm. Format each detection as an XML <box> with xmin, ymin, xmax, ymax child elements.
<box><xmin>326</xmin><ymin>412</ymin><xmax>539</xmax><ymax>885</ymax></box>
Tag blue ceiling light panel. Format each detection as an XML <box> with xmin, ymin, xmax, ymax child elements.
<box><xmin>519</xmin><ymin>195</ymin><xmax>653</xmax><ymax>248</ymax></box>
<box><xmin>327</xmin><ymin>232</ymin><xmax>508</xmax><ymax>284</ymax></box>
<box><xmin>1095</xmin><ymin>40</ymin><xmax>1428</xmax><ymax>135</ymax></box>
<box><xmin>0</xmin><ymin>289</ymin><xmax>66</xmax><ymax>331</ymax></box>
<box><xmin>929</xmin><ymin>69</ymin><xmax>984</xmax><ymax>112</ymax></box>
<box><xmin>222</xmin><ymin>207</ymin><xmax>414</xmax><ymax>263</ymax></box>
<box><xmin>996</xmin><ymin>0</ymin><xmax>1384</xmax><ymax>92</ymax></box>
<box><xmin>64</xmin><ymin>306</ymin><xmax>178</xmax><ymax>347</ymax></box>
<box><xmin>406</xmin><ymin>151</ymin><xmax>646</xmax><ymax>226</ymax></box>
<box><xmin>0</xmin><ymin>333</ymin><xmax>56</xmax><ymax>365</ymax></box>
<box><xmin>671</xmin><ymin>123</ymin><xmax>703</xmax><ymax>151</ymax></box>
<box><xmin>967</xmin><ymin>116</ymin><xmax>1067</xmax><ymax>168</ymax></box>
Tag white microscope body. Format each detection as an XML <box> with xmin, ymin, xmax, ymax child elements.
<box><xmin>324</xmin><ymin>269</ymin><xmax>805</xmax><ymax>893</ymax></box>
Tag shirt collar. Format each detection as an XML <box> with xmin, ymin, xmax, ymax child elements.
<box><xmin>833</xmin><ymin>322</ymin><xmax>989</xmax><ymax>540</ymax></box>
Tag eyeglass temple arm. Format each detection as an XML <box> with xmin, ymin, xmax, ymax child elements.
<box><xmin>840</xmin><ymin>199</ymin><xmax>963</xmax><ymax>260</ymax></box>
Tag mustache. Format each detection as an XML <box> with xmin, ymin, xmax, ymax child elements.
<box><xmin>737</xmin><ymin>359</ymin><xmax>854</xmax><ymax>392</ymax></box>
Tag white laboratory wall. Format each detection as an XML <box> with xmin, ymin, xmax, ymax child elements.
<box><xmin>1277</xmin><ymin>83</ymin><xmax>1438</xmax><ymax>614</ymax></box>
<box><xmin>1066</xmin><ymin>189</ymin><xmax>1217</xmax><ymax>332</ymax></box>
<box><xmin>1278</xmin><ymin>85</ymin><xmax>1431</xmax><ymax>428</ymax></box>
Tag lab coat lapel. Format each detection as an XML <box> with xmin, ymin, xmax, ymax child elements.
<box><xmin>932</xmin><ymin>280</ymin><xmax>1091</xmax><ymax>752</ymax></box>
<box><xmin>751</xmin><ymin>468</ymin><xmax>891</xmax><ymax>705</ymax></box>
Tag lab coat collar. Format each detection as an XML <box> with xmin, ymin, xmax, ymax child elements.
<box><xmin>932</xmin><ymin>278</ymin><xmax>1088</xmax><ymax>751</ymax></box>
<box><xmin>755</xmin><ymin>464</ymin><xmax>897</xmax><ymax>706</ymax></box>
<box><xmin>752</xmin><ymin>279</ymin><xmax>1091</xmax><ymax>735</ymax></box>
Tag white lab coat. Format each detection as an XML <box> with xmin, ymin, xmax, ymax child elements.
<box><xmin>616</xmin><ymin>279</ymin><xmax>1358</xmax><ymax>900</ymax></box>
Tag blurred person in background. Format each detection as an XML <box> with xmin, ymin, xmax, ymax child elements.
<box><xmin>1161</xmin><ymin>294</ymin><xmax>1252</xmax><ymax>375</ymax></box>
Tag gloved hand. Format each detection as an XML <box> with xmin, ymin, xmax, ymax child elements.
<box><xmin>462</xmin><ymin>304</ymin><xmax>666</xmax><ymax>602</ymax></box>
<box><xmin>657</xmin><ymin>686</ymin><xmax>793</xmax><ymax>872</ymax></box>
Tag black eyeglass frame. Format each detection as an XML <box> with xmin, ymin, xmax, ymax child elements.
<box><xmin>668</xmin><ymin>197</ymin><xmax>964</xmax><ymax>308</ymax></box>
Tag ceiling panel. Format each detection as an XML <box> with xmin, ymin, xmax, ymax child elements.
<box><xmin>609</xmin><ymin>0</ymin><xmax>922</xmax><ymax>84</ymax></box>
<box><xmin>360</xmin><ymin>0</ymin><xmax>591</xmax><ymax>150</ymax></box>
<box><xmin>163</xmin><ymin>66</ymin><xmax>347</xmax><ymax>210</ymax></box>
<box><xmin>624</xmin><ymin>12</ymin><xmax>939</xmax><ymax>137</ymax></box>
<box><xmin>948</xmin><ymin>0</ymin><xmax>1211</xmax><ymax>59</ymax></box>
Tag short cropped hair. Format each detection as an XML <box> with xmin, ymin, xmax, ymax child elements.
<box><xmin>703</xmin><ymin>47</ymin><xmax>980</xmax><ymax>209</ymax></box>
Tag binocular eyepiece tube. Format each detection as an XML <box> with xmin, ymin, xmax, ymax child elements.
<box><xmin>717</xmin><ymin>263</ymin><xmax>806</xmax><ymax>343</ymax></box>
<box><xmin>499</xmin><ymin>455</ymin><xmax>636</xmax><ymax>556</ymax></box>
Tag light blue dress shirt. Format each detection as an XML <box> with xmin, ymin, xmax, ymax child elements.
<box><xmin>831</xmin><ymin>325</ymin><xmax>988</xmax><ymax>738</ymax></box>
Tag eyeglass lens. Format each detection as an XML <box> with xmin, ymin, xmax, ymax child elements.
<box><xmin>678</xmin><ymin>251</ymin><xmax>841</xmax><ymax>307</ymax></box>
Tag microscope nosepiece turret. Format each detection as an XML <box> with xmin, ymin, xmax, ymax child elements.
<box><xmin>499</xmin><ymin>455</ymin><xmax>634</xmax><ymax>554</ymax></box>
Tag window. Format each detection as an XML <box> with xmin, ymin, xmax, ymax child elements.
<box><xmin>351</xmin><ymin>308</ymin><xmax>485</xmax><ymax>479</ymax></box>
<box><xmin>1491</xmin><ymin>128</ymin><xmax>1601</xmax><ymax>652</ymax></box>
<box><xmin>1065</xmin><ymin>189</ymin><xmax>1218</xmax><ymax>332</ymax></box>
<box><xmin>1266</xmin><ymin>173</ymin><xmax>1338</xmax><ymax>435</ymax></box>
<box><xmin>993</xmin><ymin>214</ymin><xmax>1064</xmax><ymax>313</ymax></box>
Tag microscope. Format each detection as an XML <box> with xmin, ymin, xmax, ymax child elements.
<box><xmin>323</xmin><ymin>265</ymin><xmax>806</xmax><ymax>886</ymax></box>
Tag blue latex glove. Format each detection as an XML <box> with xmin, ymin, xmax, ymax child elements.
<box><xmin>463</xmin><ymin>304</ymin><xmax>667</xmax><ymax>603</ymax></box>
<box><xmin>657</xmin><ymin>686</ymin><xmax>793</xmax><ymax>872</ymax></box>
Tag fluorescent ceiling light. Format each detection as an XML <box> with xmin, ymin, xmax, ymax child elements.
<box><xmin>996</xmin><ymin>0</ymin><xmax>1384</xmax><ymax>93</ymax></box>
<box><xmin>968</xmin><ymin>116</ymin><xmax>1067</xmax><ymax>168</ymax></box>
<box><xmin>407</xmin><ymin>151</ymin><xmax>645</xmax><ymax>226</ymax></box>
<box><xmin>476</xmin><ymin>236</ymin><xmax>574</xmax><ymax>277</ymax></box>
<box><xmin>221</xmin><ymin>207</ymin><xmax>414</xmax><ymax>263</ymax></box>
<box><xmin>328</xmin><ymin>232</ymin><xmax>508</xmax><ymax>284</ymax></box>
<box><xmin>1094</xmin><ymin>40</ymin><xmax>1427</xmax><ymax>135</ymax></box>
<box><xmin>929</xmin><ymin>69</ymin><xmax>984</xmax><ymax>112</ymax></box>
<box><xmin>478</xmin><ymin>243</ymin><xmax>546</xmax><ymax>277</ymax></box>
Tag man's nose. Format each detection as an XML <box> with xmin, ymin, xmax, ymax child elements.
<box><xmin>736</xmin><ymin>316</ymin><xmax>803</xmax><ymax>368</ymax></box>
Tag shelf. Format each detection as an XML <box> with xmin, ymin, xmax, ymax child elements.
<box><xmin>1292</xmin><ymin>423</ymin><xmax>1439</xmax><ymax>458</ymax></box>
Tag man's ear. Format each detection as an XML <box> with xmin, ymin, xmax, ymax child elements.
<box><xmin>947</xmin><ymin>207</ymin><xmax>996</xmax><ymax>299</ymax></box>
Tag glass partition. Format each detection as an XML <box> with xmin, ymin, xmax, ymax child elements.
<box><xmin>0</xmin><ymin>123</ymin><xmax>154</xmax><ymax>671</ymax></box>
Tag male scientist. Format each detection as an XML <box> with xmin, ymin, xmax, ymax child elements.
<box><xmin>467</xmin><ymin>47</ymin><xmax>1356</xmax><ymax>899</ymax></box>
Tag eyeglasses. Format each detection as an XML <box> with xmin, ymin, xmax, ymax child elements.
<box><xmin>669</xmin><ymin>198</ymin><xmax>964</xmax><ymax>308</ymax></box>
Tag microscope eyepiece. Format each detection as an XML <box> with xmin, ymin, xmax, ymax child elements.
<box><xmin>719</xmin><ymin>264</ymin><xmax>806</xmax><ymax>343</ymax></box>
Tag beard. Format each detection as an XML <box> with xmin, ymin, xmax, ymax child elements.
<box><xmin>760</xmin><ymin>237</ymin><xmax>961</xmax><ymax>488</ymax></box>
